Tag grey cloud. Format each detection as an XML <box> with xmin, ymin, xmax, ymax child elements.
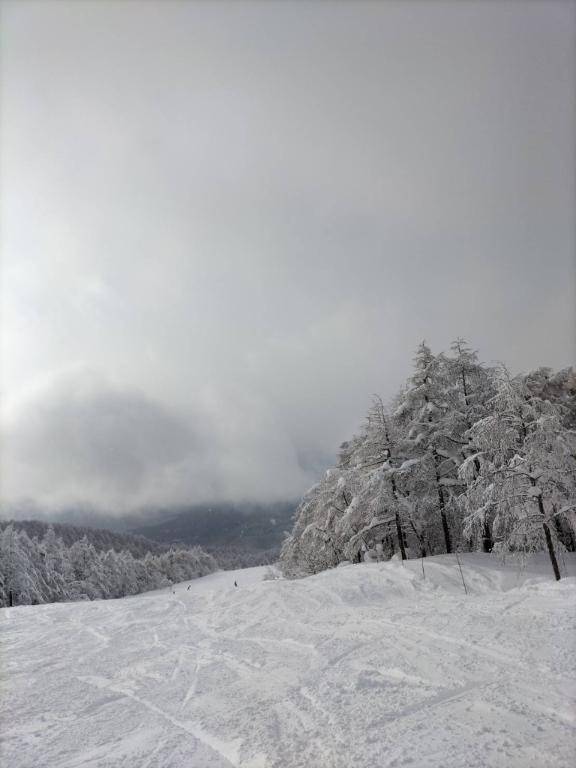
<box><xmin>1</xmin><ymin>370</ymin><xmax>196</xmax><ymax>509</ymax></box>
<box><xmin>0</xmin><ymin>369</ymin><xmax>318</xmax><ymax>511</ymax></box>
<box><xmin>0</xmin><ymin>1</ymin><xmax>574</xmax><ymax>512</ymax></box>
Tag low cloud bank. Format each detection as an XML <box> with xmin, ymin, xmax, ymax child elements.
<box><xmin>0</xmin><ymin>368</ymin><xmax>323</xmax><ymax>514</ymax></box>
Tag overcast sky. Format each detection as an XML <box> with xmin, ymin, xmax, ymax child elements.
<box><xmin>1</xmin><ymin>0</ymin><xmax>574</xmax><ymax>513</ymax></box>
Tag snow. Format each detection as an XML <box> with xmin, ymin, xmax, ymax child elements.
<box><xmin>397</xmin><ymin>458</ymin><xmax>421</xmax><ymax>472</ymax></box>
<box><xmin>2</xmin><ymin>555</ymin><xmax>576</xmax><ymax>768</ymax></box>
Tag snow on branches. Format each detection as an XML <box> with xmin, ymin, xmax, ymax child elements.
<box><xmin>0</xmin><ymin>525</ymin><xmax>217</xmax><ymax>607</ymax></box>
<box><xmin>280</xmin><ymin>341</ymin><xmax>575</xmax><ymax>580</ymax></box>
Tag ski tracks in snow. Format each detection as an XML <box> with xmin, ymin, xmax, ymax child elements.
<box><xmin>2</xmin><ymin>558</ymin><xmax>575</xmax><ymax>768</ymax></box>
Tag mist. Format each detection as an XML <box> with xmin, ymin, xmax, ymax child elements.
<box><xmin>1</xmin><ymin>1</ymin><xmax>574</xmax><ymax>515</ymax></box>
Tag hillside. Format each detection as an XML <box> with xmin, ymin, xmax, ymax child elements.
<box><xmin>132</xmin><ymin>502</ymin><xmax>296</xmax><ymax>567</ymax></box>
<box><xmin>0</xmin><ymin>518</ymin><xmax>171</xmax><ymax>559</ymax></box>
<box><xmin>2</xmin><ymin>553</ymin><xmax>575</xmax><ymax>767</ymax></box>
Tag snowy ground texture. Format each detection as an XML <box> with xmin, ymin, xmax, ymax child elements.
<box><xmin>2</xmin><ymin>553</ymin><xmax>576</xmax><ymax>768</ymax></box>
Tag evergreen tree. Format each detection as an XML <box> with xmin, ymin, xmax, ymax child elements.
<box><xmin>280</xmin><ymin>342</ymin><xmax>575</xmax><ymax>581</ymax></box>
<box><xmin>0</xmin><ymin>527</ymin><xmax>44</xmax><ymax>605</ymax></box>
<box><xmin>393</xmin><ymin>342</ymin><xmax>457</xmax><ymax>553</ymax></box>
<box><xmin>461</xmin><ymin>368</ymin><xmax>576</xmax><ymax>580</ymax></box>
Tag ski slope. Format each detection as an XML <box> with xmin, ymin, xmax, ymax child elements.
<box><xmin>1</xmin><ymin>554</ymin><xmax>575</xmax><ymax>768</ymax></box>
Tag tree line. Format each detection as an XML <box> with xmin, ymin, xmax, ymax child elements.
<box><xmin>280</xmin><ymin>340</ymin><xmax>576</xmax><ymax>580</ymax></box>
<box><xmin>0</xmin><ymin>524</ymin><xmax>216</xmax><ymax>607</ymax></box>
<box><xmin>0</xmin><ymin>518</ymin><xmax>172</xmax><ymax>559</ymax></box>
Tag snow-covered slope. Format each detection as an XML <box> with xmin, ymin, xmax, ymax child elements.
<box><xmin>1</xmin><ymin>554</ymin><xmax>575</xmax><ymax>768</ymax></box>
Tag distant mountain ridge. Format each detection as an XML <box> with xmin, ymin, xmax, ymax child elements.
<box><xmin>0</xmin><ymin>501</ymin><xmax>299</xmax><ymax>569</ymax></box>
<box><xmin>131</xmin><ymin>502</ymin><xmax>297</xmax><ymax>565</ymax></box>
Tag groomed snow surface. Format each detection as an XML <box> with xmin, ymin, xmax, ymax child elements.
<box><xmin>2</xmin><ymin>554</ymin><xmax>575</xmax><ymax>768</ymax></box>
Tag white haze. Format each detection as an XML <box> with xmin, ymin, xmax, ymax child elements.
<box><xmin>1</xmin><ymin>1</ymin><xmax>574</xmax><ymax>513</ymax></box>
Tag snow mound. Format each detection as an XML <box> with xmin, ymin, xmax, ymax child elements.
<box><xmin>2</xmin><ymin>555</ymin><xmax>575</xmax><ymax>768</ymax></box>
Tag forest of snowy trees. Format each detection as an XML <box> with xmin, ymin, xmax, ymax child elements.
<box><xmin>0</xmin><ymin>524</ymin><xmax>216</xmax><ymax>607</ymax></box>
<box><xmin>0</xmin><ymin>519</ymin><xmax>172</xmax><ymax>558</ymax></box>
<box><xmin>280</xmin><ymin>341</ymin><xmax>576</xmax><ymax>580</ymax></box>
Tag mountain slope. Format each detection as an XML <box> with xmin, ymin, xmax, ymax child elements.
<box><xmin>132</xmin><ymin>502</ymin><xmax>296</xmax><ymax>548</ymax></box>
<box><xmin>0</xmin><ymin>518</ymin><xmax>171</xmax><ymax>559</ymax></box>
<box><xmin>2</xmin><ymin>554</ymin><xmax>575</xmax><ymax>768</ymax></box>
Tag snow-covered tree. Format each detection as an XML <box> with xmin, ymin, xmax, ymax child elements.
<box><xmin>280</xmin><ymin>342</ymin><xmax>575</xmax><ymax>581</ymax></box>
<box><xmin>0</xmin><ymin>526</ymin><xmax>45</xmax><ymax>605</ymax></box>
<box><xmin>461</xmin><ymin>368</ymin><xmax>576</xmax><ymax>579</ymax></box>
<box><xmin>280</xmin><ymin>470</ymin><xmax>352</xmax><ymax>575</ymax></box>
<box><xmin>0</xmin><ymin>524</ymin><xmax>216</xmax><ymax>607</ymax></box>
<box><xmin>40</xmin><ymin>525</ymin><xmax>73</xmax><ymax>601</ymax></box>
<box><xmin>393</xmin><ymin>342</ymin><xmax>459</xmax><ymax>553</ymax></box>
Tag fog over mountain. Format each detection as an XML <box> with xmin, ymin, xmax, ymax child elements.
<box><xmin>1</xmin><ymin>1</ymin><xmax>574</xmax><ymax>517</ymax></box>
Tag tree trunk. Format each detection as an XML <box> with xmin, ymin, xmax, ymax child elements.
<box><xmin>552</xmin><ymin>513</ymin><xmax>575</xmax><ymax>553</ymax></box>
<box><xmin>435</xmin><ymin>478</ymin><xmax>452</xmax><ymax>553</ymax></box>
<box><xmin>482</xmin><ymin>517</ymin><xmax>493</xmax><ymax>553</ymax></box>
<box><xmin>433</xmin><ymin>450</ymin><xmax>452</xmax><ymax>553</ymax></box>
<box><xmin>390</xmin><ymin>474</ymin><xmax>407</xmax><ymax>560</ymax></box>
<box><xmin>439</xmin><ymin>500</ymin><xmax>452</xmax><ymax>554</ymax></box>
<box><xmin>395</xmin><ymin>509</ymin><xmax>407</xmax><ymax>560</ymax></box>
<box><xmin>532</xmin><ymin>480</ymin><xmax>560</xmax><ymax>580</ymax></box>
<box><xmin>542</xmin><ymin>522</ymin><xmax>561</xmax><ymax>581</ymax></box>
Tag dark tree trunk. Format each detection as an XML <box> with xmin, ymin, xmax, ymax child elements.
<box><xmin>543</xmin><ymin>523</ymin><xmax>561</xmax><ymax>581</ymax></box>
<box><xmin>552</xmin><ymin>514</ymin><xmax>576</xmax><ymax>553</ymax></box>
<box><xmin>482</xmin><ymin>517</ymin><xmax>493</xmax><ymax>553</ymax></box>
<box><xmin>532</xmin><ymin>480</ymin><xmax>560</xmax><ymax>580</ymax></box>
<box><xmin>433</xmin><ymin>450</ymin><xmax>452</xmax><ymax>553</ymax></box>
<box><xmin>439</xmin><ymin>500</ymin><xmax>452</xmax><ymax>554</ymax></box>
<box><xmin>395</xmin><ymin>509</ymin><xmax>407</xmax><ymax>560</ymax></box>
<box><xmin>436</xmin><ymin>479</ymin><xmax>452</xmax><ymax>553</ymax></box>
<box><xmin>8</xmin><ymin>589</ymin><xmax>13</xmax><ymax>607</ymax></box>
<box><xmin>390</xmin><ymin>474</ymin><xmax>407</xmax><ymax>560</ymax></box>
